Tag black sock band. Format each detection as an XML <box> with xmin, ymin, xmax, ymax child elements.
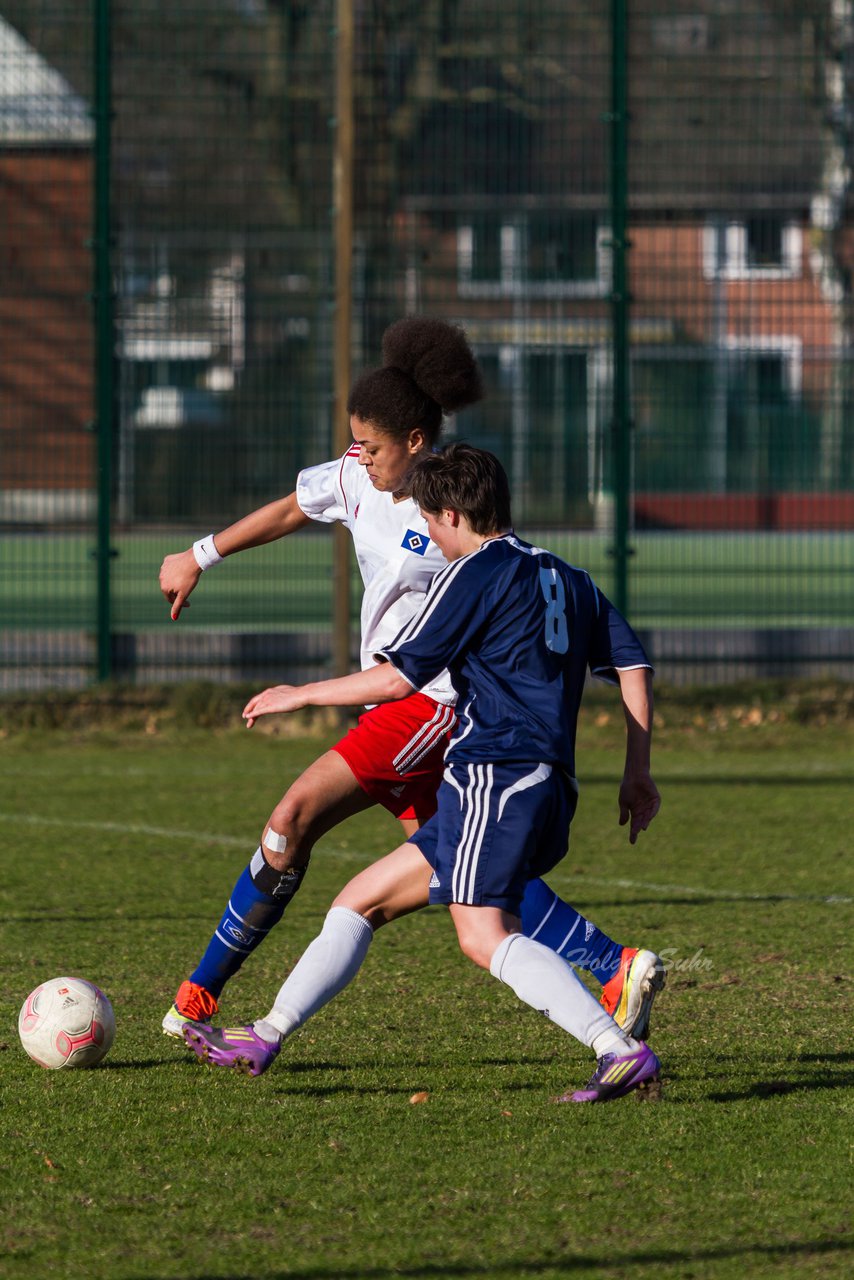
<box><xmin>249</xmin><ymin>846</ymin><xmax>308</xmax><ymax>902</ymax></box>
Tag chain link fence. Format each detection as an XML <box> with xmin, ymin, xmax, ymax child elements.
<box><xmin>1</xmin><ymin>1</ymin><xmax>852</xmax><ymax>689</ymax></box>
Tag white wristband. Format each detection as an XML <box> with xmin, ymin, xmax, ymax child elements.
<box><xmin>192</xmin><ymin>535</ymin><xmax>224</xmax><ymax>571</ymax></box>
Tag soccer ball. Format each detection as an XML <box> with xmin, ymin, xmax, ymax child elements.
<box><xmin>18</xmin><ymin>977</ymin><xmax>116</xmax><ymax>1070</ymax></box>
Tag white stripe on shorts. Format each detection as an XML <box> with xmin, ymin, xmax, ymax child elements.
<box><xmin>452</xmin><ymin>763</ymin><xmax>494</xmax><ymax>903</ymax></box>
<box><xmin>392</xmin><ymin>701</ymin><xmax>455</xmax><ymax>775</ymax></box>
<box><xmin>496</xmin><ymin>762</ymin><xmax>552</xmax><ymax>822</ymax></box>
<box><xmin>452</xmin><ymin>765</ymin><xmax>481</xmax><ymax>901</ymax></box>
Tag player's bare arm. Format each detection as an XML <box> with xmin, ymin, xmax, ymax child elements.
<box><xmin>242</xmin><ymin>661</ymin><xmax>411</xmax><ymax>726</ymax></box>
<box><xmin>615</xmin><ymin>666</ymin><xmax>660</xmax><ymax>844</ymax></box>
<box><xmin>159</xmin><ymin>492</ymin><xmax>312</xmax><ymax>620</ymax></box>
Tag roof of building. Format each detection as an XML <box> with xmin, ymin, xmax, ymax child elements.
<box><xmin>398</xmin><ymin>5</ymin><xmax>827</xmax><ymax>209</ymax></box>
<box><xmin>0</xmin><ymin>16</ymin><xmax>92</xmax><ymax>145</ymax></box>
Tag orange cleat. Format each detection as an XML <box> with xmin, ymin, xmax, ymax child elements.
<box><xmin>599</xmin><ymin>947</ymin><xmax>666</xmax><ymax>1040</ymax></box>
<box><xmin>161</xmin><ymin>979</ymin><xmax>219</xmax><ymax>1039</ymax></box>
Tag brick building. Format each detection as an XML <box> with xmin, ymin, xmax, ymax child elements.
<box><xmin>0</xmin><ymin>16</ymin><xmax>93</xmax><ymax>523</ymax></box>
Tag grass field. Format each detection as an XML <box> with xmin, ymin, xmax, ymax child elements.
<box><xmin>1</xmin><ymin>688</ymin><xmax>852</xmax><ymax>1279</ymax></box>
<box><xmin>1</xmin><ymin>529</ymin><xmax>853</xmax><ymax>630</ymax></box>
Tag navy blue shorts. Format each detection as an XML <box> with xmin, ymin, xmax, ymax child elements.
<box><xmin>410</xmin><ymin>760</ymin><xmax>578</xmax><ymax>915</ymax></box>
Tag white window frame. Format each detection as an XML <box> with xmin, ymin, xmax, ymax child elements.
<box><xmin>629</xmin><ymin>337</ymin><xmax>802</xmax><ymax>496</ymax></box>
<box><xmin>723</xmin><ymin>334</ymin><xmax>803</xmax><ymax>396</ymax></box>
<box><xmin>702</xmin><ymin>218</ymin><xmax>802</xmax><ymax>281</ymax></box>
<box><xmin>631</xmin><ymin>338</ymin><xmax>802</xmax><ymax>397</ymax></box>
<box><xmin>457</xmin><ymin>216</ymin><xmax>611</xmax><ymax>299</ymax></box>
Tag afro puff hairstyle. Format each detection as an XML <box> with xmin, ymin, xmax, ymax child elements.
<box><xmin>347</xmin><ymin>317</ymin><xmax>484</xmax><ymax>444</ymax></box>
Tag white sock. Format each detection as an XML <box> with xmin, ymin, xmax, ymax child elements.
<box><xmin>255</xmin><ymin>906</ymin><xmax>374</xmax><ymax>1042</ymax></box>
<box><xmin>489</xmin><ymin>933</ymin><xmax>639</xmax><ymax>1059</ymax></box>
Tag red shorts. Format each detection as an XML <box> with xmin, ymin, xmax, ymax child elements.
<box><xmin>332</xmin><ymin>692</ymin><xmax>456</xmax><ymax>822</ymax></box>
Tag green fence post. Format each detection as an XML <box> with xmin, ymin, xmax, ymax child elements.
<box><xmin>94</xmin><ymin>0</ymin><xmax>114</xmax><ymax>681</ymax></box>
<box><xmin>610</xmin><ymin>0</ymin><xmax>631</xmax><ymax>616</ymax></box>
<box><xmin>332</xmin><ymin>0</ymin><xmax>354</xmax><ymax>681</ymax></box>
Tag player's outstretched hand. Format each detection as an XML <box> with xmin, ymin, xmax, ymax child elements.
<box><xmin>618</xmin><ymin>770</ymin><xmax>661</xmax><ymax>844</ymax></box>
<box><xmin>243</xmin><ymin>684</ymin><xmax>308</xmax><ymax>727</ymax></box>
<box><xmin>159</xmin><ymin>549</ymin><xmax>202</xmax><ymax>620</ymax></box>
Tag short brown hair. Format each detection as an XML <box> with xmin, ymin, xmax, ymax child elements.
<box><xmin>347</xmin><ymin>317</ymin><xmax>483</xmax><ymax>446</ymax></box>
<box><xmin>407</xmin><ymin>443</ymin><xmax>512</xmax><ymax>535</ymax></box>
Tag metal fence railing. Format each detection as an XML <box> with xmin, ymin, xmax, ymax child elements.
<box><xmin>1</xmin><ymin>1</ymin><xmax>852</xmax><ymax>689</ymax></box>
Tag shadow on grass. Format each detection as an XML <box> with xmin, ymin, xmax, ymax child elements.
<box><xmin>6</xmin><ymin>912</ymin><xmax>229</xmax><ymax>924</ymax></box>
<box><xmin>283</xmin><ymin>1058</ymin><xmax>558</xmax><ymax>1074</ymax></box>
<box><xmin>708</xmin><ymin>1071</ymin><xmax>854</xmax><ymax>1101</ymax></box>
<box><xmin>89</xmin><ymin>1053</ymin><xmax>564</xmax><ymax>1079</ymax></box>
<box><xmin>565</xmin><ymin>894</ymin><xmax>845</xmax><ymax>907</ymax></box>
<box><xmin>583</xmin><ymin>773</ymin><xmax>854</xmax><ymax>787</ymax></box>
<box><xmin>269</xmin><ymin>1077</ymin><xmax>546</xmax><ymax>1100</ymax></box>
<box><xmin>100</xmin><ymin>1057</ymin><xmax>183</xmax><ymax>1070</ymax></box>
<box><xmin>665</xmin><ymin>1050</ymin><xmax>854</xmax><ymax>1102</ymax></box>
<box><xmin>144</xmin><ymin>1235</ymin><xmax>854</xmax><ymax>1280</ymax></box>
<box><xmin>14</xmin><ymin>887</ymin><xmax>848</xmax><ymax>925</ymax></box>
<box><xmin>797</xmin><ymin>1050</ymin><xmax>854</xmax><ymax>1063</ymax></box>
<box><xmin>689</xmin><ymin>1051</ymin><xmax>853</xmax><ymax>1065</ymax></box>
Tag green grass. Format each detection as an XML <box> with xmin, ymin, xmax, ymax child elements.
<box><xmin>1</xmin><ymin>702</ymin><xmax>852</xmax><ymax>1279</ymax></box>
<box><xmin>1</xmin><ymin>529</ymin><xmax>852</xmax><ymax>630</ymax></box>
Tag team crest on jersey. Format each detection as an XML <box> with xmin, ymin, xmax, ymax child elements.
<box><xmin>402</xmin><ymin>529</ymin><xmax>429</xmax><ymax>555</ymax></box>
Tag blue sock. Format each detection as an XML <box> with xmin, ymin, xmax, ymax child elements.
<box><xmin>190</xmin><ymin>851</ymin><xmax>303</xmax><ymax>999</ymax></box>
<box><xmin>520</xmin><ymin>878</ymin><xmax>625</xmax><ymax>987</ymax></box>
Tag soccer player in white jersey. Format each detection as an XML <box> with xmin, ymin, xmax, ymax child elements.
<box><xmin>159</xmin><ymin>318</ymin><xmax>664</xmax><ymax>1042</ymax></box>
<box><xmin>184</xmin><ymin>444</ymin><xmax>662</xmax><ymax>1103</ymax></box>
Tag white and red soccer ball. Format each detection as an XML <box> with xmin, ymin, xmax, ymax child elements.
<box><xmin>18</xmin><ymin>977</ymin><xmax>116</xmax><ymax>1070</ymax></box>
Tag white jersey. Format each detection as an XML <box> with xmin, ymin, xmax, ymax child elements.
<box><xmin>296</xmin><ymin>445</ymin><xmax>455</xmax><ymax>706</ymax></box>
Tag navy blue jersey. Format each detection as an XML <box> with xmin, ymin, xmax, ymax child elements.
<box><xmin>379</xmin><ymin>534</ymin><xmax>650</xmax><ymax>775</ymax></box>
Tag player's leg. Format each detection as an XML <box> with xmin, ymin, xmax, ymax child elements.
<box><xmin>519</xmin><ymin>877</ymin><xmax>666</xmax><ymax>1039</ymax></box>
<box><xmin>331</xmin><ymin>839</ymin><xmax>432</xmax><ymax>925</ymax></box>
<box><xmin>164</xmin><ymin>696</ymin><xmax>446</xmax><ymax>1038</ymax></box>
<box><xmin>435</xmin><ymin>765</ymin><xmax>639</xmax><ymax>1060</ymax></box>
<box><xmin>162</xmin><ymin>749</ymin><xmax>374</xmax><ymax>1036</ymax></box>
<box><xmin>450</xmin><ymin>903</ymin><xmax>635</xmax><ymax>1057</ymax></box>
<box><xmin>520</xmin><ymin>876</ymin><xmax>623</xmax><ymax>978</ymax></box>
<box><xmin>436</xmin><ymin>763</ymin><xmax>661</xmax><ymax>1102</ymax></box>
<box><xmin>330</xmin><ymin>695</ymin><xmax>663</xmax><ymax>1026</ymax></box>
<box><xmin>487</xmin><ymin>923</ymin><xmax>662</xmax><ymax>1104</ymax></box>
<box><xmin>183</xmin><ymin>842</ymin><xmax>430</xmax><ymax>1074</ymax></box>
<box><xmin>447</xmin><ymin>904</ymin><xmax>661</xmax><ymax>1103</ymax></box>
<box><xmin>407</xmin><ymin>752</ymin><xmax>665</xmax><ymax>1034</ymax></box>
<box><xmin>254</xmin><ymin>842</ymin><xmax>431</xmax><ymax>1038</ymax></box>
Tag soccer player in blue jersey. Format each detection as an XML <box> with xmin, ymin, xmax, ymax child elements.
<box><xmin>185</xmin><ymin>443</ymin><xmax>662</xmax><ymax>1102</ymax></box>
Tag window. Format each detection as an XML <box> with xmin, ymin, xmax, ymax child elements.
<box><xmin>633</xmin><ymin>337</ymin><xmax>808</xmax><ymax>494</ymax></box>
<box><xmin>744</xmin><ymin>215</ymin><xmax>784</xmax><ymax>270</ymax></box>
<box><xmin>466</xmin><ymin>214</ymin><xmax>504</xmax><ymax>284</ymax></box>
<box><xmin>454</xmin><ymin>347</ymin><xmax>594</xmax><ymax>523</ymax></box>
<box><xmin>702</xmin><ymin>216</ymin><xmax>801</xmax><ymax>280</ymax></box>
<box><xmin>527</xmin><ymin>212</ymin><xmax>600</xmax><ymax>284</ymax></box>
<box><xmin>458</xmin><ymin>212</ymin><xmax>610</xmax><ymax>298</ymax></box>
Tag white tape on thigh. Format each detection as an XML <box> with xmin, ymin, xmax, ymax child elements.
<box><xmin>264</xmin><ymin>828</ymin><xmax>288</xmax><ymax>855</ymax></box>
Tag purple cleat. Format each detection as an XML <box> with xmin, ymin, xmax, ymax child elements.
<box><xmin>182</xmin><ymin>1023</ymin><xmax>280</xmax><ymax>1077</ymax></box>
<box><xmin>558</xmin><ymin>1043</ymin><xmax>661</xmax><ymax>1103</ymax></box>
